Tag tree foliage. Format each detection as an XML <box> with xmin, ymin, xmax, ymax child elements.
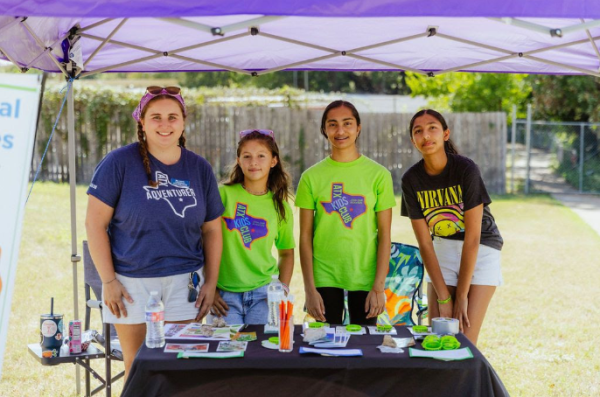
<box><xmin>405</xmin><ymin>72</ymin><xmax>532</xmax><ymax>119</ymax></box>
<box><xmin>178</xmin><ymin>70</ymin><xmax>409</xmax><ymax>94</ymax></box>
<box><xmin>529</xmin><ymin>75</ymin><xmax>600</xmax><ymax>122</ymax></box>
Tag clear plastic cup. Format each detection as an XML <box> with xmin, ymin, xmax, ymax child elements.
<box><xmin>278</xmin><ymin>315</ymin><xmax>294</xmax><ymax>353</ymax></box>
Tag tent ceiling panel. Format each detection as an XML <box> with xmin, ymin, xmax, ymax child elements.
<box><xmin>2</xmin><ymin>6</ymin><xmax>600</xmax><ymax>77</ymax></box>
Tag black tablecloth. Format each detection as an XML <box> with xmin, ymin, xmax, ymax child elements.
<box><xmin>122</xmin><ymin>326</ymin><xmax>509</xmax><ymax>397</ymax></box>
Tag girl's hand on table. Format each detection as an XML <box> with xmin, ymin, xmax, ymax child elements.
<box><xmin>365</xmin><ymin>290</ymin><xmax>386</xmax><ymax>319</ymax></box>
<box><xmin>305</xmin><ymin>289</ymin><xmax>326</xmax><ymax>322</ymax></box>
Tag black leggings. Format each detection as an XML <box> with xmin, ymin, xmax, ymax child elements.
<box><xmin>316</xmin><ymin>287</ymin><xmax>377</xmax><ymax>325</ymax></box>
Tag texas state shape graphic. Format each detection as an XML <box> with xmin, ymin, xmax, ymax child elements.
<box><xmin>143</xmin><ymin>171</ymin><xmax>197</xmax><ymax>218</ymax></box>
<box><xmin>223</xmin><ymin>202</ymin><xmax>268</xmax><ymax>249</ymax></box>
<box><xmin>321</xmin><ymin>182</ymin><xmax>366</xmax><ymax>229</ymax></box>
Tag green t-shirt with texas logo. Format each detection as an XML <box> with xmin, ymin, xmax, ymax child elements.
<box><xmin>295</xmin><ymin>155</ymin><xmax>396</xmax><ymax>291</ymax></box>
<box><xmin>218</xmin><ymin>184</ymin><xmax>295</xmax><ymax>292</ymax></box>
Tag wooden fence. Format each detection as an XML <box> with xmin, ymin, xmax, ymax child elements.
<box><xmin>30</xmin><ymin>106</ymin><xmax>506</xmax><ymax>194</ymax></box>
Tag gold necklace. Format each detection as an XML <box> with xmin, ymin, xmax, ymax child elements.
<box><xmin>242</xmin><ymin>184</ymin><xmax>268</xmax><ymax>195</ymax></box>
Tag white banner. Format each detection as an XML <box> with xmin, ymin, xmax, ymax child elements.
<box><xmin>0</xmin><ymin>73</ymin><xmax>42</xmax><ymax>379</ymax></box>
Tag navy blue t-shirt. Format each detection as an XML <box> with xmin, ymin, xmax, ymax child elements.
<box><xmin>87</xmin><ymin>143</ymin><xmax>225</xmax><ymax>277</ymax></box>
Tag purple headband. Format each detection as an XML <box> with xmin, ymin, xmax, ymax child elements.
<box><xmin>132</xmin><ymin>86</ymin><xmax>187</xmax><ymax>122</ymax></box>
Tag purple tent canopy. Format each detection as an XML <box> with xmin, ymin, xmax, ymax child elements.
<box><xmin>1</xmin><ymin>0</ymin><xmax>600</xmax><ymax>77</ymax></box>
<box><xmin>2</xmin><ymin>0</ymin><xmax>600</xmax><ymax>18</ymax></box>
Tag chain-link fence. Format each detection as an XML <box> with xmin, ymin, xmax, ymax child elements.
<box><xmin>508</xmin><ymin>117</ymin><xmax>600</xmax><ymax>194</ymax></box>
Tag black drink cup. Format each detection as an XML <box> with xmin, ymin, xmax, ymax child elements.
<box><xmin>40</xmin><ymin>313</ymin><xmax>63</xmax><ymax>358</ymax></box>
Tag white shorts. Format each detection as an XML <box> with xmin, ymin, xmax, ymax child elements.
<box><xmin>102</xmin><ymin>270</ymin><xmax>205</xmax><ymax>324</ymax></box>
<box><xmin>424</xmin><ymin>237</ymin><xmax>503</xmax><ymax>287</ymax></box>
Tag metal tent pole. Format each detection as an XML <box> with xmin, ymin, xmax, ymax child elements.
<box><xmin>67</xmin><ymin>82</ymin><xmax>82</xmax><ymax>395</ymax></box>
<box><xmin>579</xmin><ymin>123</ymin><xmax>585</xmax><ymax>193</ymax></box>
<box><xmin>525</xmin><ymin>104</ymin><xmax>532</xmax><ymax>195</ymax></box>
<box><xmin>511</xmin><ymin>105</ymin><xmax>517</xmax><ymax>193</ymax></box>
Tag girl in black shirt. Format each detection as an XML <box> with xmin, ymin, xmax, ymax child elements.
<box><xmin>401</xmin><ymin>109</ymin><xmax>503</xmax><ymax>346</ymax></box>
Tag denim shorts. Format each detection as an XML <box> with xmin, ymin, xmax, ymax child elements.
<box><xmin>424</xmin><ymin>236</ymin><xmax>503</xmax><ymax>287</ymax></box>
<box><xmin>102</xmin><ymin>270</ymin><xmax>204</xmax><ymax>324</ymax></box>
<box><xmin>216</xmin><ymin>285</ymin><xmax>269</xmax><ymax>325</ymax></box>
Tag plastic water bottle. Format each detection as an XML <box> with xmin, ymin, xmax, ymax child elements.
<box><xmin>145</xmin><ymin>291</ymin><xmax>165</xmax><ymax>348</ymax></box>
<box><xmin>267</xmin><ymin>275</ymin><xmax>284</xmax><ymax>327</ymax></box>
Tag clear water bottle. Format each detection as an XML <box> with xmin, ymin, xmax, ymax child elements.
<box><xmin>267</xmin><ymin>275</ymin><xmax>284</xmax><ymax>327</ymax></box>
<box><xmin>145</xmin><ymin>291</ymin><xmax>165</xmax><ymax>348</ymax></box>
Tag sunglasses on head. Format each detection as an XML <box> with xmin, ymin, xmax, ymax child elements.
<box><xmin>146</xmin><ymin>86</ymin><xmax>182</xmax><ymax>95</ymax></box>
<box><xmin>239</xmin><ymin>129</ymin><xmax>274</xmax><ymax>140</ymax></box>
<box><xmin>187</xmin><ymin>271</ymin><xmax>201</xmax><ymax>303</ymax></box>
<box><xmin>132</xmin><ymin>86</ymin><xmax>186</xmax><ymax>122</ymax></box>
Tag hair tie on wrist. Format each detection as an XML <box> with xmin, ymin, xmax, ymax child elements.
<box><xmin>103</xmin><ymin>277</ymin><xmax>117</xmax><ymax>285</ymax></box>
<box><xmin>437</xmin><ymin>295</ymin><xmax>452</xmax><ymax>304</ymax></box>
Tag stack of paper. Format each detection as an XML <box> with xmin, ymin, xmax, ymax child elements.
<box><xmin>299</xmin><ymin>347</ymin><xmax>363</xmax><ymax>356</ymax></box>
<box><xmin>367</xmin><ymin>326</ymin><xmax>397</xmax><ymax>335</ymax></box>
<box><xmin>164</xmin><ymin>323</ymin><xmax>231</xmax><ymax>341</ymax></box>
<box><xmin>337</xmin><ymin>326</ymin><xmax>365</xmax><ymax>335</ymax></box>
<box><xmin>177</xmin><ymin>351</ymin><xmax>244</xmax><ymax>359</ymax></box>
<box><xmin>408</xmin><ymin>347</ymin><xmax>473</xmax><ymax>361</ymax></box>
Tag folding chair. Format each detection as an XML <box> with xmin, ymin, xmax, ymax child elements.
<box><xmin>83</xmin><ymin>241</ymin><xmax>124</xmax><ymax>396</ymax></box>
<box><xmin>377</xmin><ymin>242</ymin><xmax>427</xmax><ymax>326</ymax></box>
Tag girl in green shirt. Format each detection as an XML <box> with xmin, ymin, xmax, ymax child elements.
<box><xmin>210</xmin><ymin>130</ymin><xmax>295</xmax><ymax>324</ymax></box>
<box><xmin>296</xmin><ymin>101</ymin><xmax>396</xmax><ymax>325</ymax></box>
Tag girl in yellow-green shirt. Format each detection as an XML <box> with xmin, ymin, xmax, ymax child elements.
<box><xmin>210</xmin><ymin>130</ymin><xmax>295</xmax><ymax>324</ymax></box>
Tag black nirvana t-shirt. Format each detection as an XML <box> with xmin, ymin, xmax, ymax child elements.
<box><xmin>400</xmin><ymin>153</ymin><xmax>503</xmax><ymax>251</ymax></box>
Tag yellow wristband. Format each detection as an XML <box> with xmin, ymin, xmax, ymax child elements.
<box><xmin>437</xmin><ymin>295</ymin><xmax>452</xmax><ymax>304</ymax></box>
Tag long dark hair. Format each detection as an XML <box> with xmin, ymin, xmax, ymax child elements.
<box><xmin>409</xmin><ymin>109</ymin><xmax>459</xmax><ymax>155</ymax></box>
<box><xmin>320</xmin><ymin>100</ymin><xmax>361</xmax><ymax>140</ymax></box>
<box><xmin>137</xmin><ymin>95</ymin><xmax>187</xmax><ymax>187</ymax></box>
<box><xmin>224</xmin><ymin>131</ymin><xmax>292</xmax><ymax>223</ymax></box>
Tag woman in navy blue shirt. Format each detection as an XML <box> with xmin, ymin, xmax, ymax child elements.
<box><xmin>86</xmin><ymin>87</ymin><xmax>224</xmax><ymax>378</ymax></box>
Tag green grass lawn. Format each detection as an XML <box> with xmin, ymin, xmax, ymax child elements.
<box><xmin>1</xmin><ymin>183</ymin><xmax>599</xmax><ymax>396</ymax></box>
